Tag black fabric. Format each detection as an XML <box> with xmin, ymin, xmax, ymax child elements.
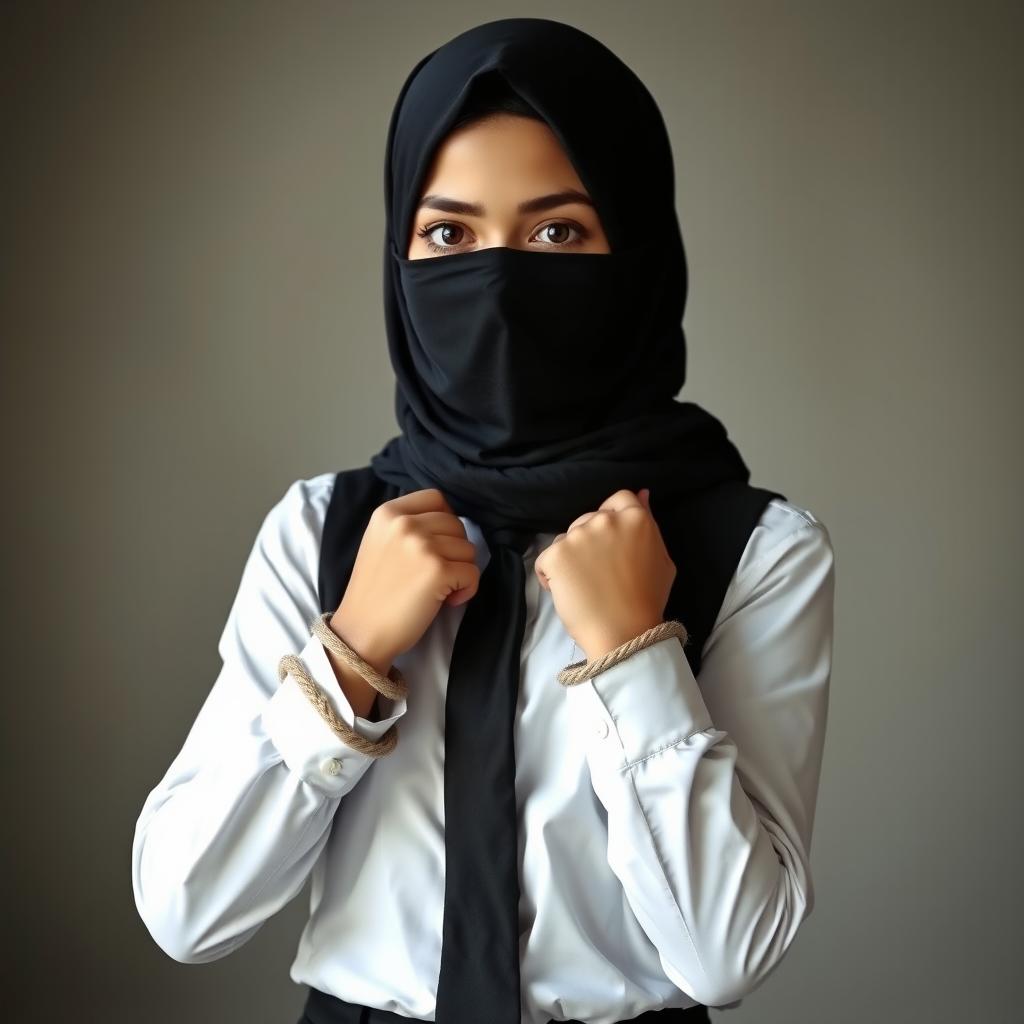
<box><xmin>300</xmin><ymin>984</ymin><xmax>712</xmax><ymax>1024</ymax></box>
<box><xmin>315</xmin><ymin>15</ymin><xmax>785</xmax><ymax>1024</ymax></box>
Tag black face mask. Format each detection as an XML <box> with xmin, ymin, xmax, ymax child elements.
<box><xmin>394</xmin><ymin>242</ymin><xmax>665</xmax><ymax>456</ymax></box>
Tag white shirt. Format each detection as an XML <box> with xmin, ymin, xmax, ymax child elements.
<box><xmin>132</xmin><ymin>471</ymin><xmax>835</xmax><ymax>1022</ymax></box>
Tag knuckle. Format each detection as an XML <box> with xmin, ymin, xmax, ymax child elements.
<box><xmin>400</xmin><ymin>528</ymin><xmax>430</xmax><ymax>557</ymax></box>
<box><xmin>370</xmin><ymin>502</ymin><xmax>394</xmax><ymax>524</ymax></box>
<box><xmin>392</xmin><ymin>515</ymin><xmax>416</xmax><ymax>538</ymax></box>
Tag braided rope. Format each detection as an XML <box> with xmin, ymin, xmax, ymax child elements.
<box><xmin>275</xmin><ymin>610</ymin><xmax>409</xmax><ymax>758</ymax></box>
<box><xmin>556</xmin><ymin>619</ymin><xmax>689</xmax><ymax>687</ymax></box>
<box><xmin>310</xmin><ymin>611</ymin><xmax>409</xmax><ymax>702</ymax></box>
<box><xmin>278</xmin><ymin>608</ymin><xmax>688</xmax><ymax>749</ymax></box>
<box><xmin>276</xmin><ymin>653</ymin><xmax>399</xmax><ymax>758</ymax></box>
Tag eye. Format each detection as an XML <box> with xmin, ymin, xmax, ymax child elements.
<box><xmin>532</xmin><ymin>222</ymin><xmax>586</xmax><ymax>247</ymax></box>
<box><xmin>414</xmin><ymin>219</ymin><xmax>591</xmax><ymax>254</ymax></box>
<box><xmin>416</xmin><ymin>222</ymin><xmax>470</xmax><ymax>252</ymax></box>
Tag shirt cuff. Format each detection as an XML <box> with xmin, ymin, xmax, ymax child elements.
<box><xmin>563</xmin><ymin>634</ymin><xmax>713</xmax><ymax>770</ymax></box>
<box><xmin>261</xmin><ymin>632</ymin><xmax>408</xmax><ymax>795</ymax></box>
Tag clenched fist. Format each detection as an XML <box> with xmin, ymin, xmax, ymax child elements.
<box><xmin>329</xmin><ymin>488</ymin><xmax>480</xmax><ymax>675</ymax></box>
<box><xmin>533</xmin><ymin>487</ymin><xmax>676</xmax><ymax>662</ymax></box>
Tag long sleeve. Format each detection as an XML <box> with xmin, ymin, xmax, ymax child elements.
<box><xmin>131</xmin><ymin>477</ymin><xmax>408</xmax><ymax>964</ymax></box>
<box><xmin>562</xmin><ymin>517</ymin><xmax>835</xmax><ymax>1007</ymax></box>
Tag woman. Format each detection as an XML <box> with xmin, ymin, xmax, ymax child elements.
<box><xmin>132</xmin><ymin>17</ymin><xmax>835</xmax><ymax>1024</ymax></box>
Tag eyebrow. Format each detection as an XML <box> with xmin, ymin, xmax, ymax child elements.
<box><xmin>415</xmin><ymin>189</ymin><xmax>596</xmax><ymax>217</ymax></box>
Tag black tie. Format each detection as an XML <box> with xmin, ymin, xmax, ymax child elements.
<box><xmin>433</xmin><ymin>524</ymin><xmax>533</xmax><ymax>1023</ymax></box>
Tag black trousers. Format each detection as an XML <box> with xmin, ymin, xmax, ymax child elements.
<box><xmin>299</xmin><ymin>985</ymin><xmax>712</xmax><ymax>1024</ymax></box>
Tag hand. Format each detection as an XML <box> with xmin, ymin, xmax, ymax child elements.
<box><xmin>330</xmin><ymin>488</ymin><xmax>480</xmax><ymax>674</ymax></box>
<box><xmin>533</xmin><ymin>488</ymin><xmax>677</xmax><ymax>662</ymax></box>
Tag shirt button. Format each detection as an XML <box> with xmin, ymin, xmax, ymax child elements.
<box><xmin>593</xmin><ymin>718</ymin><xmax>609</xmax><ymax>739</ymax></box>
<box><xmin>321</xmin><ymin>756</ymin><xmax>344</xmax><ymax>776</ymax></box>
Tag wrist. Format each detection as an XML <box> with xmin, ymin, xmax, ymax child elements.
<box><xmin>328</xmin><ymin>609</ymin><xmax>395</xmax><ymax>677</ymax></box>
<box><xmin>581</xmin><ymin>615</ymin><xmax>664</xmax><ymax>662</ymax></box>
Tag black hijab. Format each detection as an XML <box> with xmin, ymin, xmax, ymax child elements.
<box><xmin>370</xmin><ymin>16</ymin><xmax>760</xmax><ymax>531</ymax></box>
<box><xmin>315</xmin><ymin>18</ymin><xmax>785</xmax><ymax>1021</ymax></box>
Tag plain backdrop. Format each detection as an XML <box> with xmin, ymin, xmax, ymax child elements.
<box><xmin>2</xmin><ymin>1</ymin><xmax>1021</xmax><ymax>1021</ymax></box>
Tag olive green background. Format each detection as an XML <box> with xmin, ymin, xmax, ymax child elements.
<box><xmin>2</xmin><ymin>1</ymin><xmax>1021</xmax><ymax>1021</ymax></box>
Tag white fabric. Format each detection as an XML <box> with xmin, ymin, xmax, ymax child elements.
<box><xmin>132</xmin><ymin>471</ymin><xmax>835</xmax><ymax>1022</ymax></box>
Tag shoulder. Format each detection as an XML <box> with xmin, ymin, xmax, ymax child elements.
<box><xmin>731</xmin><ymin>495</ymin><xmax>835</xmax><ymax>596</ymax></box>
<box><xmin>248</xmin><ymin>471</ymin><xmax>340</xmax><ymax>583</ymax></box>
<box><xmin>260</xmin><ymin>471</ymin><xmax>338</xmax><ymax>539</ymax></box>
<box><xmin>747</xmin><ymin>495</ymin><xmax>832</xmax><ymax>559</ymax></box>
<box><xmin>707</xmin><ymin>494</ymin><xmax>835</xmax><ymax>637</ymax></box>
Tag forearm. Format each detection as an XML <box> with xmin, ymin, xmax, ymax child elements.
<box><xmin>323</xmin><ymin>648</ymin><xmax>383</xmax><ymax>719</ymax></box>
<box><xmin>325</xmin><ymin>611</ymin><xmax>395</xmax><ymax>721</ymax></box>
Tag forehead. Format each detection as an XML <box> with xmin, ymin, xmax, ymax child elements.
<box><xmin>417</xmin><ymin>115</ymin><xmax>587</xmax><ymax>199</ymax></box>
